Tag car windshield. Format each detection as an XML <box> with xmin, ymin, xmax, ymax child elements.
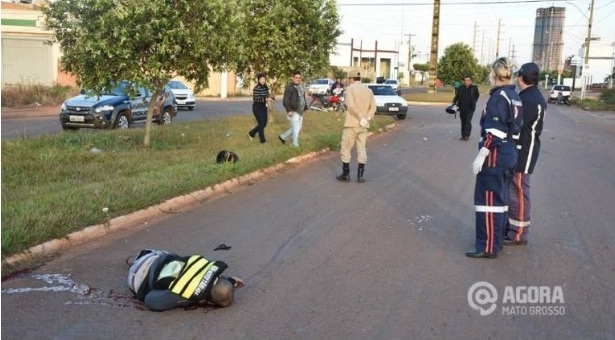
<box><xmin>384</xmin><ymin>80</ymin><xmax>398</xmax><ymax>84</ymax></box>
<box><xmin>99</xmin><ymin>81</ymin><xmax>132</xmax><ymax>96</ymax></box>
<box><xmin>314</xmin><ymin>79</ymin><xmax>330</xmax><ymax>85</ymax></box>
<box><xmin>167</xmin><ymin>80</ymin><xmax>189</xmax><ymax>90</ymax></box>
<box><xmin>368</xmin><ymin>85</ymin><xmax>397</xmax><ymax>96</ymax></box>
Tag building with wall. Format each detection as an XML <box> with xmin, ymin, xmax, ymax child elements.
<box><xmin>1</xmin><ymin>1</ymin><xmax>76</xmax><ymax>87</ymax></box>
<box><xmin>532</xmin><ymin>6</ymin><xmax>565</xmax><ymax>72</ymax></box>
<box><xmin>330</xmin><ymin>39</ymin><xmax>401</xmax><ymax>82</ymax></box>
<box><xmin>0</xmin><ymin>1</ymin><xmax>238</xmax><ymax>97</ymax></box>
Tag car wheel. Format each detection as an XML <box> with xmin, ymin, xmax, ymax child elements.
<box><xmin>115</xmin><ymin>112</ymin><xmax>130</xmax><ymax>129</ymax></box>
<box><xmin>157</xmin><ymin>107</ymin><xmax>173</xmax><ymax>125</ymax></box>
<box><xmin>62</xmin><ymin>125</ymin><xmax>79</xmax><ymax>131</ymax></box>
<box><xmin>396</xmin><ymin>114</ymin><xmax>407</xmax><ymax>120</ymax></box>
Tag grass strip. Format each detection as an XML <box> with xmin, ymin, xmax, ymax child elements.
<box><xmin>1</xmin><ymin>110</ymin><xmax>394</xmax><ymax>258</ymax></box>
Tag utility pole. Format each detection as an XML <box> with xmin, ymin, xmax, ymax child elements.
<box><xmin>481</xmin><ymin>29</ymin><xmax>485</xmax><ymax>65</ymax></box>
<box><xmin>496</xmin><ymin>18</ymin><xmax>501</xmax><ymax>58</ymax></box>
<box><xmin>581</xmin><ymin>0</ymin><xmax>595</xmax><ymax>100</ymax></box>
<box><xmin>428</xmin><ymin>0</ymin><xmax>440</xmax><ymax>93</ymax></box>
<box><xmin>404</xmin><ymin>33</ymin><xmax>416</xmax><ymax>86</ymax></box>
<box><xmin>473</xmin><ymin>21</ymin><xmax>477</xmax><ymax>59</ymax></box>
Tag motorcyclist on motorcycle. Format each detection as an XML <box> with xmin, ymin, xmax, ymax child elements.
<box><xmin>329</xmin><ymin>78</ymin><xmax>344</xmax><ymax>111</ymax></box>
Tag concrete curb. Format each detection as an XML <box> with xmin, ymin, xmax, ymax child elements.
<box><xmin>2</xmin><ymin>122</ymin><xmax>397</xmax><ymax>267</ymax></box>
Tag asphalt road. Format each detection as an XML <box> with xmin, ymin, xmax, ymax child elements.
<box><xmin>0</xmin><ymin>87</ymin><xmax>429</xmax><ymax>140</ymax></box>
<box><xmin>0</xmin><ymin>98</ymin><xmax>273</xmax><ymax>140</ymax></box>
<box><xmin>2</xmin><ymin>100</ymin><xmax>615</xmax><ymax>339</ymax></box>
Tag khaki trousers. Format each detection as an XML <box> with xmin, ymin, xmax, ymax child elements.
<box><xmin>340</xmin><ymin>127</ymin><xmax>367</xmax><ymax>163</ymax></box>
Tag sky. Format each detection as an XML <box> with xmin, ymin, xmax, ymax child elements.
<box><xmin>335</xmin><ymin>0</ymin><xmax>615</xmax><ymax>66</ymax></box>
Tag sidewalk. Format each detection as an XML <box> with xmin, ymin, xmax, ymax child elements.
<box><xmin>1</xmin><ymin>105</ymin><xmax>60</xmax><ymax>119</ymax></box>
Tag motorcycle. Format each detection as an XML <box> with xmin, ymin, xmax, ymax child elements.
<box><xmin>309</xmin><ymin>89</ymin><xmax>346</xmax><ymax>112</ymax></box>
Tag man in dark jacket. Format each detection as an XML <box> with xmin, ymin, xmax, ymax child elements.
<box><xmin>504</xmin><ymin>62</ymin><xmax>546</xmax><ymax>246</ymax></box>
<box><xmin>279</xmin><ymin>70</ymin><xmax>308</xmax><ymax>147</ymax></box>
<box><xmin>452</xmin><ymin>76</ymin><xmax>480</xmax><ymax>140</ymax></box>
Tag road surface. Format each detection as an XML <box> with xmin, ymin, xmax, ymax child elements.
<box><xmin>2</xmin><ymin>100</ymin><xmax>614</xmax><ymax>339</ymax></box>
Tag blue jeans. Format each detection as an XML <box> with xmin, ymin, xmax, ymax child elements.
<box><xmin>280</xmin><ymin>112</ymin><xmax>303</xmax><ymax>147</ymax></box>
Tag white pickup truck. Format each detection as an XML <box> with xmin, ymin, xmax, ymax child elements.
<box><xmin>308</xmin><ymin>78</ymin><xmax>334</xmax><ymax>95</ymax></box>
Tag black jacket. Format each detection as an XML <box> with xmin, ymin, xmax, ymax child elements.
<box><xmin>453</xmin><ymin>84</ymin><xmax>480</xmax><ymax>113</ymax></box>
<box><xmin>516</xmin><ymin>85</ymin><xmax>546</xmax><ymax>174</ymax></box>
<box><xmin>283</xmin><ymin>83</ymin><xmax>307</xmax><ymax>113</ymax></box>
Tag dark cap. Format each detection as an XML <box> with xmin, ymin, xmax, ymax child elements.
<box><xmin>518</xmin><ymin>62</ymin><xmax>540</xmax><ymax>85</ymax></box>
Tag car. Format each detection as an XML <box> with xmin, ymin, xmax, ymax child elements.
<box><xmin>384</xmin><ymin>79</ymin><xmax>401</xmax><ymax>95</ymax></box>
<box><xmin>366</xmin><ymin>84</ymin><xmax>408</xmax><ymax>120</ymax></box>
<box><xmin>166</xmin><ymin>79</ymin><xmax>196</xmax><ymax>110</ymax></box>
<box><xmin>548</xmin><ymin>85</ymin><xmax>572</xmax><ymax>103</ymax></box>
<box><xmin>60</xmin><ymin>81</ymin><xmax>177</xmax><ymax>131</ymax></box>
<box><xmin>308</xmin><ymin>78</ymin><xmax>335</xmax><ymax>95</ymax></box>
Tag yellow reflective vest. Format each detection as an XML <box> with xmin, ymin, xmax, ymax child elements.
<box><xmin>169</xmin><ymin>255</ymin><xmax>227</xmax><ymax>301</ymax></box>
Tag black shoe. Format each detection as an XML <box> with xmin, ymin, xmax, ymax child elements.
<box><xmin>278</xmin><ymin>136</ymin><xmax>286</xmax><ymax>144</ymax></box>
<box><xmin>336</xmin><ymin>173</ymin><xmax>350</xmax><ymax>182</ymax></box>
<box><xmin>459</xmin><ymin>137</ymin><xmax>465</xmax><ymax>141</ymax></box>
<box><xmin>465</xmin><ymin>250</ymin><xmax>497</xmax><ymax>259</ymax></box>
<box><xmin>503</xmin><ymin>237</ymin><xmax>528</xmax><ymax>246</ymax></box>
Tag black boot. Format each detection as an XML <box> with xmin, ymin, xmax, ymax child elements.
<box><xmin>357</xmin><ymin>163</ymin><xmax>365</xmax><ymax>183</ymax></box>
<box><xmin>336</xmin><ymin>162</ymin><xmax>350</xmax><ymax>182</ymax></box>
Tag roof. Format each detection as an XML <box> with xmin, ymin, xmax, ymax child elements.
<box><xmin>1</xmin><ymin>2</ymin><xmax>42</xmax><ymax>11</ymax></box>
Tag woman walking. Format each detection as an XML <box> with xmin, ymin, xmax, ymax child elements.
<box><xmin>248</xmin><ymin>73</ymin><xmax>269</xmax><ymax>143</ymax></box>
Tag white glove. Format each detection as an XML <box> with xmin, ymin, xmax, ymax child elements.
<box><xmin>360</xmin><ymin>118</ymin><xmax>369</xmax><ymax>129</ymax></box>
<box><xmin>472</xmin><ymin>147</ymin><xmax>490</xmax><ymax>175</ymax></box>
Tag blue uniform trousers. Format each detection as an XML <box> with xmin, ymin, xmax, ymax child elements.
<box><xmin>474</xmin><ymin>142</ymin><xmax>516</xmax><ymax>254</ymax></box>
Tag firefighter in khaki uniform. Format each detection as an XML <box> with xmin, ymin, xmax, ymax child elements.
<box><xmin>336</xmin><ymin>69</ymin><xmax>377</xmax><ymax>183</ymax></box>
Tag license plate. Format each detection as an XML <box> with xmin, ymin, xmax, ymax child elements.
<box><xmin>389</xmin><ymin>107</ymin><xmax>399</xmax><ymax>112</ymax></box>
<box><xmin>69</xmin><ymin>115</ymin><xmax>85</xmax><ymax>122</ymax></box>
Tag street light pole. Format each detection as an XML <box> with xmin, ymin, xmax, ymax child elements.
<box><xmin>581</xmin><ymin>0</ymin><xmax>595</xmax><ymax>100</ymax></box>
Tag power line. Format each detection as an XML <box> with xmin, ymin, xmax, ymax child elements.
<box><xmin>338</xmin><ymin>0</ymin><xmax>578</xmax><ymax>6</ymax></box>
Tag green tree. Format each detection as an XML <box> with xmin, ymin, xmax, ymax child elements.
<box><xmin>236</xmin><ymin>0</ymin><xmax>341</xmax><ymax>93</ymax></box>
<box><xmin>330</xmin><ymin>66</ymin><xmax>347</xmax><ymax>80</ymax></box>
<box><xmin>413</xmin><ymin>63</ymin><xmax>430</xmax><ymax>72</ymax></box>
<box><xmin>43</xmin><ymin>0</ymin><xmax>244</xmax><ymax>147</ymax></box>
<box><xmin>438</xmin><ymin>43</ymin><xmax>482</xmax><ymax>86</ymax></box>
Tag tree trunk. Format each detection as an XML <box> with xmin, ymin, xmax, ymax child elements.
<box><xmin>267</xmin><ymin>96</ymin><xmax>274</xmax><ymax>123</ymax></box>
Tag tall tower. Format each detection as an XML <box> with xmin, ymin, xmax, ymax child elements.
<box><xmin>532</xmin><ymin>7</ymin><xmax>565</xmax><ymax>71</ymax></box>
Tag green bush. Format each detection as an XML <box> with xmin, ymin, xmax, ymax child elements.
<box><xmin>600</xmin><ymin>89</ymin><xmax>615</xmax><ymax>105</ymax></box>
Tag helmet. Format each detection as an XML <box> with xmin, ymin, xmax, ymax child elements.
<box><xmin>445</xmin><ymin>104</ymin><xmax>459</xmax><ymax>114</ymax></box>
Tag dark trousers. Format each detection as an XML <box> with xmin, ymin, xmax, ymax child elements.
<box><xmin>249</xmin><ymin>103</ymin><xmax>268</xmax><ymax>143</ymax></box>
<box><xmin>460</xmin><ymin>110</ymin><xmax>474</xmax><ymax>138</ymax></box>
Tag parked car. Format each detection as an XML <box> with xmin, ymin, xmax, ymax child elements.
<box><xmin>366</xmin><ymin>84</ymin><xmax>408</xmax><ymax>120</ymax></box>
<box><xmin>548</xmin><ymin>85</ymin><xmax>572</xmax><ymax>103</ymax></box>
<box><xmin>384</xmin><ymin>79</ymin><xmax>401</xmax><ymax>95</ymax></box>
<box><xmin>166</xmin><ymin>79</ymin><xmax>196</xmax><ymax>110</ymax></box>
<box><xmin>308</xmin><ymin>78</ymin><xmax>335</xmax><ymax>95</ymax></box>
<box><xmin>60</xmin><ymin>81</ymin><xmax>177</xmax><ymax>131</ymax></box>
